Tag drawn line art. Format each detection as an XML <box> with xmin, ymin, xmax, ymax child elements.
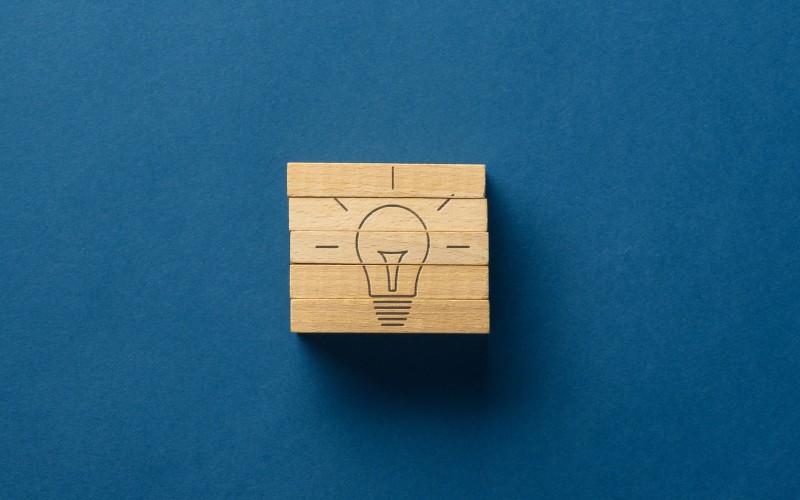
<box><xmin>356</xmin><ymin>204</ymin><xmax>430</xmax><ymax>327</ymax></box>
<box><xmin>391</xmin><ymin>166</ymin><xmax>395</xmax><ymax>190</ymax></box>
<box><xmin>447</xmin><ymin>245</ymin><xmax>470</xmax><ymax>249</ymax></box>
<box><xmin>437</xmin><ymin>198</ymin><xmax>451</xmax><ymax>211</ymax></box>
<box><xmin>333</xmin><ymin>197</ymin><xmax>348</xmax><ymax>211</ymax></box>
<box><xmin>315</xmin><ymin>245</ymin><xmax>339</xmax><ymax>249</ymax></box>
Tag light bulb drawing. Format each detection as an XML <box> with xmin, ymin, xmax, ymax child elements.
<box><xmin>287</xmin><ymin>162</ymin><xmax>489</xmax><ymax>334</ymax></box>
<box><xmin>355</xmin><ymin>205</ymin><xmax>429</xmax><ymax>327</ymax></box>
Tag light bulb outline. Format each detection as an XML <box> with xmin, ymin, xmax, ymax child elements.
<box><xmin>355</xmin><ymin>204</ymin><xmax>430</xmax><ymax>298</ymax></box>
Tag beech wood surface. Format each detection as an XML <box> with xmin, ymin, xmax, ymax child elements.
<box><xmin>287</xmin><ymin>163</ymin><xmax>485</xmax><ymax>198</ymax></box>
<box><xmin>289</xmin><ymin>197</ymin><xmax>486</xmax><ymax>231</ymax></box>
<box><xmin>290</xmin><ymin>231</ymin><xmax>488</xmax><ymax>265</ymax></box>
<box><xmin>290</xmin><ymin>264</ymin><xmax>488</xmax><ymax>299</ymax></box>
<box><xmin>291</xmin><ymin>299</ymin><xmax>489</xmax><ymax>333</ymax></box>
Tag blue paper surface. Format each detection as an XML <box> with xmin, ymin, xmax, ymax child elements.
<box><xmin>1</xmin><ymin>1</ymin><xmax>798</xmax><ymax>497</ymax></box>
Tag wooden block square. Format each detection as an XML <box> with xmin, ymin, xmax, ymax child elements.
<box><xmin>287</xmin><ymin>163</ymin><xmax>489</xmax><ymax>334</ymax></box>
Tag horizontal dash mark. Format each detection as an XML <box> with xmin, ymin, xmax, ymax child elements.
<box><xmin>447</xmin><ymin>245</ymin><xmax>470</xmax><ymax>249</ymax></box>
<box><xmin>315</xmin><ymin>245</ymin><xmax>339</xmax><ymax>249</ymax></box>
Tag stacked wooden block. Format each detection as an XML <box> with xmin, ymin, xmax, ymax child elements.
<box><xmin>288</xmin><ymin>163</ymin><xmax>489</xmax><ymax>334</ymax></box>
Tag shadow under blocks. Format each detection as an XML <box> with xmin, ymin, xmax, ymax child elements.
<box><xmin>293</xmin><ymin>167</ymin><xmax>530</xmax><ymax>402</ymax></box>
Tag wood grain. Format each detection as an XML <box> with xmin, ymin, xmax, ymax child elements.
<box><xmin>289</xmin><ymin>197</ymin><xmax>487</xmax><ymax>231</ymax></box>
<box><xmin>286</xmin><ymin>162</ymin><xmax>489</xmax><ymax>334</ymax></box>
<box><xmin>290</xmin><ymin>264</ymin><xmax>488</xmax><ymax>299</ymax></box>
<box><xmin>290</xmin><ymin>231</ymin><xmax>488</xmax><ymax>264</ymax></box>
<box><xmin>287</xmin><ymin>163</ymin><xmax>485</xmax><ymax>198</ymax></box>
<box><xmin>291</xmin><ymin>299</ymin><xmax>489</xmax><ymax>333</ymax></box>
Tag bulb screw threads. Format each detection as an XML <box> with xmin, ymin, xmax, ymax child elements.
<box><xmin>373</xmin><ymin>299</ymin><xmax>412</xmax><ymax>327</ymax></box>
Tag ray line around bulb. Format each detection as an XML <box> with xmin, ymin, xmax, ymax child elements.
<box><xmin>373</xmin><ymin>305</ymin><xmax>411</xmax><ymax>309</ymax></box>
<box><xmin>381</xmin><ymin>323</ymin><xmax>405</xmax><ymax>327</ymax></box>
<box><xmin>332</xmin><ymin>197</ymin><xmax>348</xmax><ymax>211</ymax></box>
<box><xmin>372</xmin><ymin>300</ymin><xmax>412</xmax><ymax>303</ymax></box>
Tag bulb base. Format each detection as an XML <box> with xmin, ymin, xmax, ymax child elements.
<box><xmin>373</xmin><ymin>299</ymin><xmax>412</xmax><ymax>328</ymax></box>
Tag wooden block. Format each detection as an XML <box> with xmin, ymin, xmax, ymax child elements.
<box><xmin>290</xmin><ymin>231</ymin><xmax>488</xmax><ymax>265</ymax></box>
<box><xmin>287</xmin><ymin>162</ymin><xmax>489</xmax><ymax>334</ymax></box>
<box><xmin>290</xmin><ymin>264</ymin><xmax>488</xmax><ymax>299</ymax></box>
<box><xmin>287</xmin><ymin>163</ymin><xmax>485</xmax><ymax>198</ymax></box>
<box><xmin>291</xmin><ymin>299</ymin><xmax>489</xmax><ymax>333</ymax></box>
<box><xmin>289</xmin><ymin>197</ymin><xmax>487</xmax><ymax>232</ymax></box>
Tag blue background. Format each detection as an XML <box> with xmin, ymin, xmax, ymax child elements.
<box><xmin>2</xmin><ymin>1</ymin><xmax>799</xmax><ymax>498</ymax></box>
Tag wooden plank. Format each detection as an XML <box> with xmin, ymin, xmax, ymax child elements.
<box><xmin>290</xmin><ymin>264</ymin><xmax>488</xmax><ymax>299</ymax></box>
<box><xmin>289</xmin><ymin>197</ymin><xmax>486</xmax><ymax>232</ymax></box>
<box><xmin>291</xmin><ymin>299</ymin><xmax>489</xmax><ymax>333</ymax></box>
<box><xmin>287</xmin><ymin>163</ymin><xmax>485</xmax><ymax>198</ymax></box>
<box><xmin>290</xmin><ymin>231</ymin><xmax>488</xmax><ymax>264</ymax></box>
